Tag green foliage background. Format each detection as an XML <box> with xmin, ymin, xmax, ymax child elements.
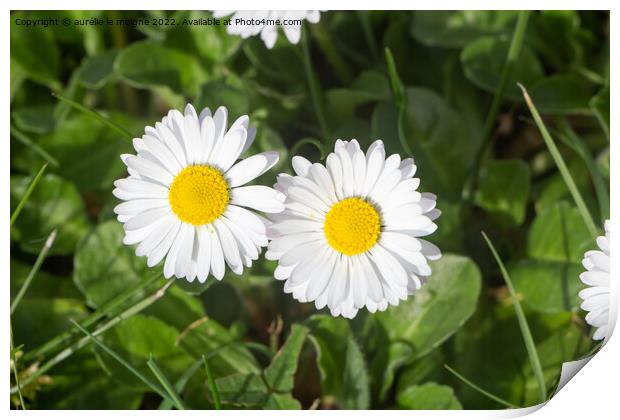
<box><xmin>10</xmin><ymin>10</ymin><xmax>610</xmax><ymax>409</ymax></box>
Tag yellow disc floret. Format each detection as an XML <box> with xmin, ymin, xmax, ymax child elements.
<box><xmin>168</xmin><ymin>165</ymin><xmax>229</xmax><ymax>225</ymax></box>
<box><xmin>324</xmin><ymin>197</ymin><xmax>381</xmax><ymax>256</ymax></box>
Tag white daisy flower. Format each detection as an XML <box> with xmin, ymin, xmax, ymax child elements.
<box><xmin>213</xmin><ymin>10</ymin><xmax>321</xmax><ymax>49</ymax></box>
<box><xmin>266</xmin><ymin>139</ymin><xmax>441</xmax><ymax>319</ymax></box>
<box><xmin>113</xmin><ymin>104</ymin><xmax>285</xmax><ymax>283</ymax></box>
<box><xmin>579</xmin><ymin>220</ymin><xmax>610</xmax><ymax>341</ymax></box>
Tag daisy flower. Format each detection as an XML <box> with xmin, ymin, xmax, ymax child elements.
<box><xmin>266</xmin><ymin>139</ymin><xmax>441</xmax><ymax>318</ymax></box>
<box><xmin>113</xmin><ymin>104</ymin><xmax>285</xmax><ymax>283</ymax></box>
<box><xmin>213</xmin><ymin>10</ymin><xmax>321</xmax><ymax>49</ymax></box>
<box><xmin>579</xmin><ymin>220</ymin><xmax>611</xmax><ymax>341</ymax></box>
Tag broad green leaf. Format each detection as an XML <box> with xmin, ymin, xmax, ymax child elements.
<box><xmin>264</xmin><ymin>324</ymin><xmax>309</xmax><ymax>392</ymax></box>
<box><xmin>376</xmin><ymin>254</ymin><xmax>481</xmax><ymax>359</ymax></box>
<box><xmin>94</xmin><ymin>315</ymin><xmax>193</xmax><ymax>390</ymax></box>
<box><xmin>12</xmin><ymin>105</ymin><xmax>57</xmax><ymax>134</ymax></box>
<box><xmin>37</xmin><ymin>351</ymin><xmax>143</xmax><ymax>409</ymax></box>
<box><xmin>397</xmin><ymin>383</ymin><xmax>463</xmax><ymax>409</ymax></box>
<box><xmin>38</xmin><ymin>113</ymin><xmax>139</xmax><ymax>192</ymax></box>
<box><xmin>527</xmin><ymin>202</ymin><xmax>595</xmax><ymax>263</ymax></box>
<box><xmin>212</xmin><ymin>373</ymin><xmax>268</xmax><ymax>406</ymax></box>
<box><xmin>10</xmin><ymin>58</ymin><xmax>26</xmax><ymax>102</ymax></box>
<box><xmin>526</xmin><ymin>11</ymin><xmax>583</xmax><ymax>72</ymax></box>
<box><xmin>307</xmin><ymin>315</ymin><xmax>370</xmax><ymax>409</ymax></box>
<box><xmin>475</xmin><ymin>159</ymin><xmax>530</xmax><ymax>225</ymax></box>
<box><xmin>12</xmin><ymin>298</ymin><xmax>88</xmax><ymax>351</ymax></box>
<box><xmin>529</xmin><ymin>74</ymin><xmax>594</xmax><ymax>114</ymax></box>
<box><xmin>142</xmin><ymin>284</ymin><xmax>205</xmax><ymax>331</ymax></box>
<box><xmin>177</xmin><ymin>317</ymin><xmax>260</xmax><ymax>376</ymax></box>
<box><xmin>201</xmin><ymin>281</ymin><xmax>245</xmax><ymax>326</ymax></box>
<box><xmin>11</xmin><ymin>259</ymin><xmax>81</xmax><ymax>301</ymax></box>
<box><xmin>411</xmin><ymin>11</ymin><xmax>518</xmax><ymax>48</ymax></box>
<box><xmin>196</xmin><ymin>81</ymin><xmax>249</xmax><ymax>121</ymax></box>
<box><xmin>10</xmin><ymin>15</ymin><xmax>60</xmax><ymax>87</ymax></box>
<box><xmin>396</xmin><ymin>351</ymin><xmax>447</xmax><ymax>395</ymax></box>
<box><xmin>510</xmin><ymin>260</ymin><xmax>584</xmax><ymax>313</ymax></box>
<box><xmin>77</xmin><ymin>50</ymin><xmax>119</xmax><ymax>89</ymax></box>
<box><xmin>263</xmin><ymin>393</ymin><xmax>302</xmax><ymax>409</ymax></box>
<box><xmin>10</xmin><ymin>173</ymin><xmax>89</xmax><ymax>255</ymax></box>
<box><xmin>461</xmin><ymin>37</ymin><xmax>544</xmax><ymax>100</ymax></box>
<box><xmin>74</xmin><ymin>221</ymin><xmax>148</xmax><ymax>309</ymax></box>
<box><xmin>115</xmin><ymin>40</ymin><xmax>207</xmax><ymax>96</ymax></box>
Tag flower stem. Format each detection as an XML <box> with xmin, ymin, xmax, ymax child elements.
<box><xmin>202</xmin><ymin>354</ymin><xmax>222</xmax><ymax>409</ymax></box>
<box><xmin>10</xmin><ymin>162</ymin><xmax>48</xmax><ymax>227</ymax></box>
<box><xmin>384</xmin><ymin>48</ymin><xmax>414</xmax><ymax>157</ymax></box>
<box><xmin>519</xmin><ymin>84</ymin><xmax>599</xmax><ymax>237</ymax></box>
<box><xmin>444</xmin><ymin>364</ymin><xmax>516</xmax><ymax>408</ymax></box>
<box><xmin>290</xmin><ymin>138</ymin><xmax>325</xmax><ymax>160</ymax></box>
<box><xmin>11</xmin><ymin>229</ymin><xmax>57</xmax><ymax>314</ymax></box>
<box><xmin>462</xmin><ymin>11</ymin><xmax>531</xmax><ymax>201</ymax></box>
<box><xmin>301</xmin><ymin>29</ymin><xmax>330</xmax><ymax>145</ymax></box>
<box><xmin>482</xmin><ymin>231</ymin><xmax>547</xmax><ymax>403</ymax></box>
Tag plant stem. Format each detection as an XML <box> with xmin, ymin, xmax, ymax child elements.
<box><xmin>158</xmin><ymin>359</ymin><xmax>203</xmax><ymax>410</ymax></box>
<box><xmin>10</xmin><ymin>321</ymin><xmax>26</xmax><ymax>409</ymax></box>
<box><xmin>290</xmin><ymin>138</ymin><xmax>325</xmax><ymax>160</ymax></box>
<box><xmin>384</xmin><ymin>48</ymin><xmax>414</xmax><ymax>157</ymax></box>
<box><xmin>23</xmin><ymin>272</ymin><xmax>163</xmax><ymax>363</ymax></box>
<box><xmin>11</xmin><ymin>278</ymin><xmax>174</xmax><ymax>394</ymax></box>
<box><xmin>310</xmin><ymin>21</ymin><xmax>353</xmax><ymax>84</ymax></box>
<box><xmin>301</xmin><ymin>29</ymin><xmax>330</xmax><ymax>145</ymax></box>
<box><xmin>463</xmin><ymin>10</ymin><xmax>531</xmax><ymax>201</ymax></box>
<box><xmin>11</xmin><ymin>229</ymin><xmax>57</xmax><ymax>314</ymax></box>
<box><xmin>147</xmin><ymin>356</ymin><xmax>187</xmax><ymax>410</ymax></box>
<box><xmin>202</xmin><ymin>354</ymin><xmax>222</xmax><ymax>409</ymax></box>
<box><xmin>356</xmin><ymin>11</ymin><xmax>378</xmax><ymax>60</ymax></box>
<box><xmin>10</xmin><ymin>126</ymin><xmax>59</xmax><ymax>167</ymax></box>
<box><xmin>482</xmin><ymin>231</ymin><xmax>547</xmax><ymax>403</ymax></box>
<box><xmin>519</xmin><ymin>84</ymin><xmax>599</xmax><ymax>237</ymax></box>
<box><xmin>444</xmin><ymin>364</ymin><xmax>516</xmax><ymax>408</ymax></box>
<box><xmin>10</xmin><ymin>162</ymin><xmax>48</xmax><ymax>227</ymax></box>
<box><xmin>555</xmin><ymin>117</ymin><xmax>609</xmax><ymax>222</ymax></box>
<box><xmin>51</xmin><ymin>92</ymin><xmax>133</xmax><ymax>139</ymax></box>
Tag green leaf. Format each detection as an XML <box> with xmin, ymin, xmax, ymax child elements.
<box><xmin>529</xmin><ymin>74</ymin><xmax>594</xmax><ymax>114</ymax></box>
<box><xmin>77</xmin><ymin>50</ymin><xmax>119</xmax><ymax>89</ymax></box>
<box><xmin>510</xmin><ymin>260</ymin><xmax>584</xmax><ymax>313</ymax></box>
<box><xmin>12</xmin><ymin>105</ymin><xmax>57</xmax><ymax>134</ymax></box>
<box><xmin>38</xmin><ymin>113</ymin><xmax>139</xmax><ymax>192</ymax></box>
<box><xmin>475</xmin><ymin>159</ymin><xmax>531</xmax><ymax>225</ymax></box>
<box><xmin>590</xmin><ymin>87</ymin><xmax>610</xmax><ymax>140</ymax></box>
<box><xmin>11</xmin><ymin>259</ymin><xmax>81</xmax><ymax>301</ymax></box>
<box><xmin>12</xmin><ymin>298</ymin><xmax>88</xmax><ymax>350</ymax></box>
<box><xmin>397</xmin><ymin>383</ymin><xmax>463</xmax><ymax>409</ymax></box>
<box><xmin>264</xmin><ymin>324</ymin><xmax>309</xmax><ymax>393</ymax></box>
<box><xmin>307</xmin><ymin>315</ymin><xmax>370</xmax><ymax>409</ymax></box>
<box><xmin>376</xmin><ymin>255</ymin><xmax>481</xmax><ymax>359</ymax></box>
<box><xmin>115</xmin><ymin>40</ymin><xmax>207</xmax><ymax>96</ymax></box>
<box><xmin>212</xmin><ymin>373</ymin><xmax>268</xmax><ymax>406</ymax></box>
<box><xmin>527</xmin><ymin>202</ymin><xmax>595</xmax><ymax>263</ymax></box>
<box><xmin>461</xmin><ymin>37</ymin><xmax>544</xmax><ymax>100</ymax></box>
<box><xmin>263</xmin><ymin>393</ymin><xmax>302</xmax><ymax>409</ymax></box>
<box><xmin>10</xmin><ymin>15</ymin><xmax>60</xmax><ymax>87</ymax></box>
<box><xmin>74</xmin><ymin>221</ymin><xmax>148</xmax><ymax>309</ymax></box>
<box><xmin>10</xmin><ymin>173</ymin><xmax>89</xmax><ymax>255</ymax></box>
<box><xmin>196</xmin><ymin>81</ymin><xmax>249</xmax><ymax>122</ymax></box>
<box><xmin>177</xmin><ymin>317</ymin><xmax>261</xmax><ymax>376</ymax></box>
<box><xmin>10</xmin><ymin>58</ymin><xmax>27</xmax><ymax>102</ymax></box>
<box><xmin>94</xmin><ymin>315</ymin><xmax>192</xmax><ymax>391</ymax></box>
<box><xmin>411</xmin><ymin>11</ymin><xmax>518</xmax><ymax>47</ymax></box>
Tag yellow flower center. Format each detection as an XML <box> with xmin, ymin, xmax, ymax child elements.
<box><xmin>323</xmin><ymin>197</ymin><xmax>381</xmax><ymax>256</ymax></box>
<box><xmin>168</xmin><ymin>165</ymin><xmax>229</xmax><ymax>226</ymax></box>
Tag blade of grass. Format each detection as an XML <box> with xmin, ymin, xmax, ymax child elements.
<box><xmin>202</xmin><ymin>354</ymin><xmax>221</xmax><ymax>409</ymax></box>
<box><xmin>463</xmin><ymin>11</ymin><xmax>531</xmax><ymax>201</ymax></box>
<box><xmin>10</xmin><ymin>162</ymin><xmax>48</xmax><ymax>227</ymax></box>
<box><xmin>384</xmin><ymin>47</ymin><xmax>413</xmax><ymax>157</ymax></box>
<box><xmin>158</xmin><ymin>358</ymin><xmax>203</xmax><ymax>410</ymax></box>
<box><xmin>444</xmin><ymin>364</ymin><xmax>516</xmax><ymax>408</ymax></box>
<box><xmin>10</xmin><ymin>321</ymin><xmax>26</xmax><ymax>409</ymax></box>
<box><xmin>555</xmin><ymin>117</ymin><xmax>609</xmax><ymax>222</ymax></box>
<box><xmin>71</xmin><ymin>320</ymin><xmax>178</xmax><ymax>407</ymax></box>
<box><xmin>519</xmin><ymin>84</ymin><xmax>599</xmax><ymax>237</ymax></box>
<box><xmin>482</xmin><ymin>231</ymin><xmax>547</xmax><ymax>403</ymax></box>
<box><xmin>301</xmin><ymin>29</ymin><xmax>330</xmax><ymax>145</ymax></box>
<box><xmin>11</xmin><ymin>229</ymin><xmax>57</xmax><ymax>314</ymax></box>
<box><xmin>51</xmin><ymin>92</ymin><xmax>133</xmax><ymax>139</ymax></box>
<box><xmin>10</xmin><ymin>126</ymin><xmax>59</xmax><ymax>167</ymax></box>
<box><xmin>11</xmin><ymin>278</ymin><xmax>174</xmax><ymax>394</ymax></box>
<box><xmin>23</xmin><ymin>272</ymin><xmax>163</xmax><ymax>363</ymax></box>
<box><xmin>147</xmin><ymin>355</ymin><xmax>187</xmax><ymax>410</ymax></box>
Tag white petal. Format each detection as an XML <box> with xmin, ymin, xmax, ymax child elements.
<box><xmin>226</xmin><ymin>151</ymin><xmax>279</xmax><ymax>187</ymax></box>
